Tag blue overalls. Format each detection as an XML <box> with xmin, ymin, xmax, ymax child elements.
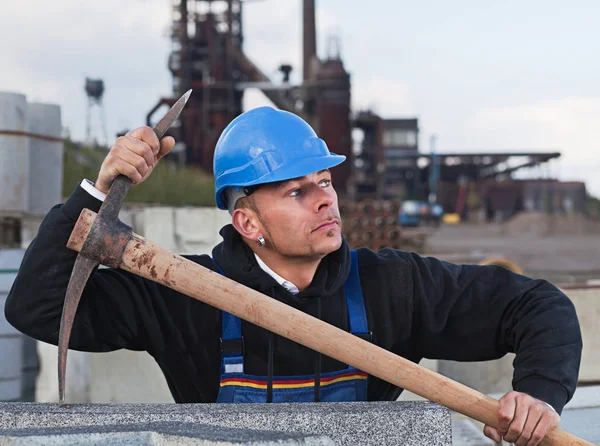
<box><xmin>213</xmin><ymin>250</ymin><xmax>371</xmax><ymax>403</ymax></box>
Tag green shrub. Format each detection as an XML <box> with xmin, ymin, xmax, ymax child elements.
<box><xmin>62</xmin><ymin>139</ymin><xmax>216</xmax><ymax>207</ymax></box>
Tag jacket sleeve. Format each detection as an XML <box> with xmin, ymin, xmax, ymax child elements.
<box><xmin>4</xmin><ymin>184</ymin><xmax>169</xmax><ymax>354</ymax></box>
<box><xmin>407</xmin><ymin>253</ymin><xmax>582</xmax><ymax>414</ymax></box>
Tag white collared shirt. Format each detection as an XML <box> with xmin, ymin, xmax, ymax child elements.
<box><xmin>81</xmin><ymin>179</ymin><xmax>108</xmax><ymax>201</ymax></box>
<box><xmin>254</xmin><ymin>253</ymin><xmax>300</xmax><ymax>295</ymax></box>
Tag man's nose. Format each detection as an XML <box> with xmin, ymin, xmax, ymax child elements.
<box><xmin>313</xmin><ymin>187</ymin><xmax>334</xmax><ymax>213</ymax></box>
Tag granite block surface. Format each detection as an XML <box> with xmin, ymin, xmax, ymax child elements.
<box><xmin>0</xmin><ymin>401</ymin><xmax>452</xmax><ymax>446</ymax></box>
<box><xmin>0</xmin><ymin>421</ymin><xmax>334</xmax><ymax>445</ymax></box>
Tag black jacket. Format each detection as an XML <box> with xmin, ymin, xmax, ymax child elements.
<box><xmin>5</xmin><ymin>185</ymin><xmax>582</xmax><ymax>413</ymax></box>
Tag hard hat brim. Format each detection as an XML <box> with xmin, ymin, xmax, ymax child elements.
<box><xmin>216</xmin><ymin>153</ymin><xmax>346</xmax><ymax>209</ymax></box>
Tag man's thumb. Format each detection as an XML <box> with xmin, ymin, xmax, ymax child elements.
<box><xmin>483</xmin><ymin>425</ymin><xmax>502</xmax><ymax>443</ymax></box>
<box><xmin>157</xmin><ymin>136</ymin><xmax>176</xmax><ymax>160</ymax></box>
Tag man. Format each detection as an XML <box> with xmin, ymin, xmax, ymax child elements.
<box><xmin>6</xmin><ymin>107</ymin><xmax>581</xmax><ymax>445</ymax></box>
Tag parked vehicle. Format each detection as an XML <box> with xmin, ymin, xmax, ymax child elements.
<box><xmin>399</xmin><ymin>200</ymin><xmax>443</xmax><ymax>227</ymax></box>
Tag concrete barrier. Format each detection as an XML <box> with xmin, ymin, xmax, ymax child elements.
<box><xmin>119</xmin><ymin>206</ymin><xmax>231</xmax><ymax>255</ymax></box>
<box><xmin>0</xmin><ymin>250</ymin><xmax>25</xmax><ymax>402</ymax></box>
<box><xmin>566</xmin><ymin>286</ymin><xmax>600</xmax><ymax>383</ymax></box>
<box><xmin>0</xmin><ymin>401</ymin><xmax>451</xmax><ymax>446</ymax></box>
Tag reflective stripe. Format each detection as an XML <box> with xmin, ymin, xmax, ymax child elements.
<box><xmin>221</xmin><ymin>371</ymin><xmax>368</xmax><ymax>389</ymax></box>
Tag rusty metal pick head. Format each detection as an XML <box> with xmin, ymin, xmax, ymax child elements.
<box><xmin>57</xmin><ymin>89</ymin><xmax>192</xmax><ymax>405</ymax></box>
<box><xmin>153</xmin><ymin>89</ymin><xmax>191</xmax><ymax>140</ymax></box>
<box><xmin>58</xmin><ymin>256</ymin><xmax>98</xmax><ymax>405</ymax></box>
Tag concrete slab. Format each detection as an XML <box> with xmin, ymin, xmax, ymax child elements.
<box><xmin>452</xmin><ymin>409</ymin><xmax>600</xmax><ymax>446</ymax></box>
<box><xmin>451</xmin><ymin>417</ymin><xmax>494</xmax><ymax>446</ymax></box>
<box><xmin>0</xmin><ymin>401</ymin><xmax>452</xmax><ymax>446</ymax></box>
<box><xmin>560</xmin><ymin>407</ymin><xmax>600</xmax><ymax>445</ymax></box>
<box><xmin>0</xmin><ymin>421</ymin><xmax>334</xmax><ymax>445</ymax></box>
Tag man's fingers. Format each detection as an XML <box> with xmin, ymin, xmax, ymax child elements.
<box><xmin>514</xmin><ymin>406</ymin><xmax>542</xmax><ymax>446</ymax></box>
<box><xmin>503</xmin><ymin>396</ymin><xmax>529</xmax><ymax>443</ymax></box>
<box><xmin>95</xmin><ymin>126</ymin><xmax>176</xmax><ymax>193</ymax></box>
<box><xmin>157</xmin><ymin>136</ymin><xmax>176</xmax><ymax>160</ymax></box>
<box><xmin>492</xmin><ymin>392</ymin><xmax>560</xmax><ymax>446</ymax></box>
<box><xmin>483</xmin><ymin>425</ymin><xmax>502</xmax><ymax>443</ymax></box>
<box><xmin>113</xmin><ymin>145</ymin><xmax>152</xmax><ymax>178</ymax></box>
<box><xmin>123</xmin><ymin>137</ymin><xmax>156</xmax><ymax>169</ymax></box>
<box><xmin>527</xmin><ymin>411</ymin><xmax>559</xmax><ymax>446</ymax></box>
<box><xmin>126</xmin><ymin>126</ymin><xmax>160</xmax><ymax>156</ymax></box>
<box><xmin>100</xmin><ymin>148</ymin><xmax>146</xmax><ymax>186</ymax></box>
<box><xmin>106</xmin><ymin>161</ymin><xmax>143</xmax><ymax>185</ymax></box>
<box><xmin>497</xmin><ymin>392</ymin><xmax>517</xmax><ymax>436</ymax></box>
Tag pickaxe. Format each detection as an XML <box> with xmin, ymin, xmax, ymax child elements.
<box><xmin>58</xmin><ymin>94</ymin><xmax>592</xmax><ymax>446</ymax></box>
<box><xmin>58</xmin><ymin>89</ymin><xmax>191</xmax><ymax>404</ymax></box>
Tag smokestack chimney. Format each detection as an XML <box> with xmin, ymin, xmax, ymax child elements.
<box><xmin>303</xmin><ymin>0</ymin><xmax>317</xmax><ymax>81</ymax></box>
<box><xmin>179</xmin><ymin>0</ymin><xmax>191</xmax><ymax>94</ymax></box>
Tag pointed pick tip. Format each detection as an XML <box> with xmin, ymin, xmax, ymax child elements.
<box><xmin>183</xmin><ymin>89</ymin><xmax>192</xmax><ymax>103</ymax></box>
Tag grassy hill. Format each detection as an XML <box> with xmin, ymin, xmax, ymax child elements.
<box><xmin>62</xmin><ymin>138</ymin><xmax>216</xmax><ymax>207</ymax></box>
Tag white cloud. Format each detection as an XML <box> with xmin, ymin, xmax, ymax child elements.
<box><xmin>0</xmin><ymin>0</ymin><xmax>172</xmax><ymax>143</ymax></box>
<box><xmin>243</xmin><ymin>1</ymin><xmax>302</xmax><ymax>84</ymax></box>
<box><xmin>464</xmin><ymin>97</ymin><xmax>600</xmax><ymax>196</ymax></box>
<box><xmin>242</xmin><ymin>89</ymin><xmax>278</xmax><ymax>111</ymax></box>
<box><xmin>351</xmin><ymin>78</ymin><xmax>415</xmax><ymax>117</ymax></box>
<box><xmin>243</xmin><ymin>1</ymin><xmax>342</xmax><ymax>86</ymax></box>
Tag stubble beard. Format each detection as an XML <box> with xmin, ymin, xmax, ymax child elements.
<box><xmin>261</xmin><ymin>215</ymin><xmax>342</xmax><ymax>260</ymax></box>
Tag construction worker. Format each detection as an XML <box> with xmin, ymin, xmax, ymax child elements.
<box><xmin>6</xmin><ymin>107</ymin><xmax>581</xmax><ymax>445</ymax></box>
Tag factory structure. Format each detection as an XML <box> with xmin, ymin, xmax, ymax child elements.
<box><xmin>143</xmin><ymin>0</ymin><xmax>586</xmax><ymax>220</ymax></box>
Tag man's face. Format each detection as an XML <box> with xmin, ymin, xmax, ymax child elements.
<box><xmin>251</xmin><ymin>169</ymin><xmax>342</xmax><ymax>260</ymax></box>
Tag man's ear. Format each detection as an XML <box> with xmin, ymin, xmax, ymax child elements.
<box><xmin>231</xmin><ymin>208</ymin><xmax>261</xmax><ymax>241</ymax></box>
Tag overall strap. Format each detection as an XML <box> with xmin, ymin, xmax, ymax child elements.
<box><xmin>344</xmin><ymin>250</ymin><xmax>372</xmax><ymax>342</ymax></box>
<box><xmin>212</xmin><ymin>258</ymin><xmax>244</xmax><ymax>374</ymax></box>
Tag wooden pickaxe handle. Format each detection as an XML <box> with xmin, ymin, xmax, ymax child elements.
<box><xmin>67</xmin><ymin>208</ymin><xmax>592</xmax><ymax>446</ymax></box>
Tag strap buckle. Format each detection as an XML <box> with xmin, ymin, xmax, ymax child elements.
<box><xmin>220</xmin><ymin>337</ymin><xmax>245</xmax><ymax>356</ymax></box>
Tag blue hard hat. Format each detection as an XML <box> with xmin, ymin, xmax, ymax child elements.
<box><xmin>213</xmin><ymin>106</ymin><xmax>346</xmax><ymax>210</ymax></box>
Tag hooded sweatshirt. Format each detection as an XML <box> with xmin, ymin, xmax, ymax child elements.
<box><xmin>4</xmin><ymin>185</ymin><xmax>582</xmax><ymax>413</ymax></box>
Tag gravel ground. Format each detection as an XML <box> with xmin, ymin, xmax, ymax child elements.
<box><xmin>423</xmin><ymin>222</ymin><xmax>600</xmax><ymax>285</ymax></box>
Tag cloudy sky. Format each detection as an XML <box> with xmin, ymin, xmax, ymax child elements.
<box><xmin>2</xmin><ymin>0</ymin><xmax>599</xmax><ymax>196</ymax></box>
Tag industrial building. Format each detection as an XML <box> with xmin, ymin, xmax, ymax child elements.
<box><xmin>146</xmin><ymin>0</ymin><xmax>352</xmax><ymax>195</ymax></box>
<box><xmin>143</xmin><ymin>0</ymin><xmax>584</xmax><ymax>222</ymax></box>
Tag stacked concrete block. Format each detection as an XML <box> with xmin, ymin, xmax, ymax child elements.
<box><xmin>0</xmin><ymin>93</ymin><xmax>29</xmax><ymax>214</ymax></box>
<box><xmin>0</xmin><ymin>91</ymin><xmax>63</xmax><ymax>217</ymax></box>
<box><xmin>26</xmin><ymin>102</ymin><xmax>63</xmax><ymax>217</ymax></box>
<box><xmin>118</xmin><ymin>206</ymin><xmax>231</xmax><ymax>255</ymax></box>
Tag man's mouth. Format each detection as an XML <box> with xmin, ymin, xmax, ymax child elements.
<box><xmin>312</xmin><ymin>219</ymin><xmax>341</xmax><ymax>232</ymax></box>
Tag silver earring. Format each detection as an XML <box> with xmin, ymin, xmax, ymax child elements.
<box><xmin>257</xmin><ymin>236</ymin><xmax>266</xmax><ymax>247</ymax></box>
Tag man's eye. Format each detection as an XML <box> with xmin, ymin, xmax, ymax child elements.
<box><xmin>320</xmin><ymin>179</ymin><xmax>331</xmax><ymax>187</ymax></box>
<box><xmin>289</xmin><ymin>188</ymin><xmax>302</xmax><ymax>197</ymax></box>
